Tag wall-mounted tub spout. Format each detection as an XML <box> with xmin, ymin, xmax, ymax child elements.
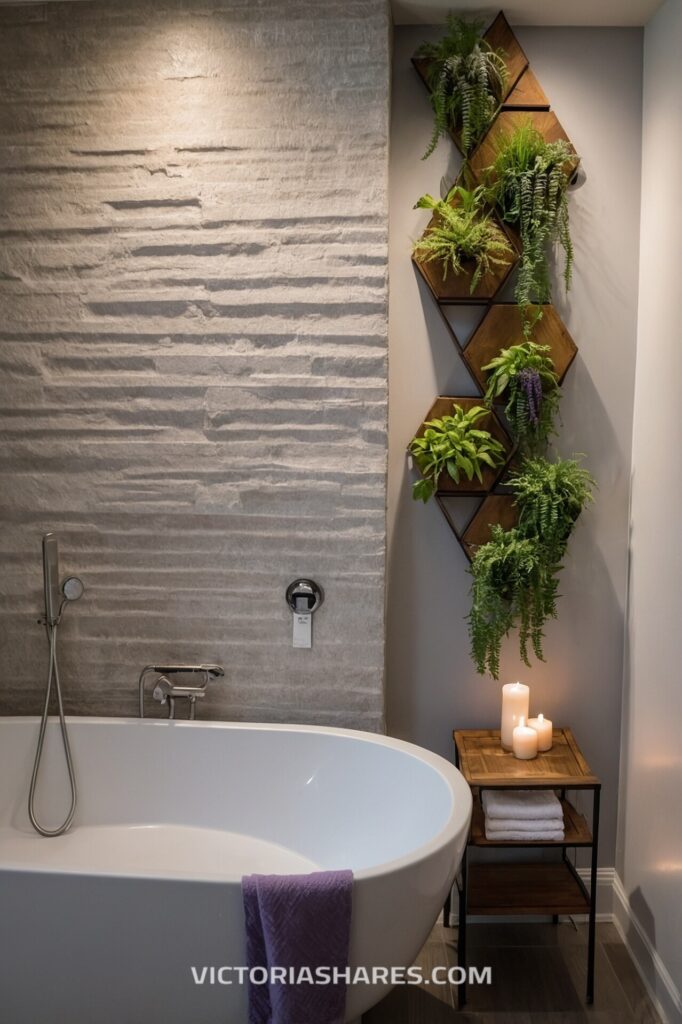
<box><xmin>138</xmin><ymin>664</ymin><xmax>224</xmax><ymax>720</ymax></box>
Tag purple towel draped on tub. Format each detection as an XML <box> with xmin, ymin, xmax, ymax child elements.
<box><xmin>242</xmin><ymin>869</ymin><xmax>353</xmax><ymax>1024</ymax></box>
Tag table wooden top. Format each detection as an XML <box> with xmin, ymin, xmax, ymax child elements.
<box><xmin>453</xmin><ymin>728</ymin><xmax>599</xmax><ymax>788</ymax></box>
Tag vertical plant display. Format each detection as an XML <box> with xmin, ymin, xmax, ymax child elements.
<box><xmin>409</xmin><ymin>11</ymin><xmax>592</xmax><ymax>679</ymax></box>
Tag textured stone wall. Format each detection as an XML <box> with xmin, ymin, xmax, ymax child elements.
<box><xmin>0</xmin><ymin>0</ymin><xmax>389</xmax><ymax>727</ymax></box>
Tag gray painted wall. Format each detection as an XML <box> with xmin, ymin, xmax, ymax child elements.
<box><xmin>0</xmin><ymin>0</ymin><xmax>390</xmax><ymax>727</ymax></box>
<box><xmin>618</xmin><ymin>0</ymin><xmax>682</xmax><ymax>1014</ymax></box>
<box><xmin>387</xmin><ymin>26</ymin><xmax>643</xmax><ymax>863</ymax></box>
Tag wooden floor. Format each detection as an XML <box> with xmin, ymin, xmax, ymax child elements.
<box><xmin>364</xmin><ymin>920</ymin><xmax>662</xmax><ymax>1023</ymax></box>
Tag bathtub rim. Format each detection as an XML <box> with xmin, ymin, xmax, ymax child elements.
<box><xmin>0</xmin><ymin>715</ymin><xmax>473</xmax><ymax>884</ymax></box>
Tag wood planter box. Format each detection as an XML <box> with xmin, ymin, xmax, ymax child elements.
<box><xmin>413</xmin><ymin>195</ymin><xmax>519</xmax><ymax>303</ymax></box>
<box><xmin>461</xmin><ymin>492</ymin><xmax>518</xmax><ymax>558</ymax></box>
<box><xmin>411</xmin><ymin>397</ymin><xmax>512</xmax><ymax>496</ymax></box>
<box><xmin>411</xmin><ymin>12</ymin><xmax>548</xmax><ymax>154</ymax></box>
<box><xmin>464</xmin><ymin>303</ymin><xmax>579</xmax><ymax>396</ymax></box>
<box><xmin>468</xmin><ymin>108</ymin><xmax>579</xmax><ymax>187</ymax></box>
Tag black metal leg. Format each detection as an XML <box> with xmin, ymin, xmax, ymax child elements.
<box><xmin>586</xmin><ymin>785</ymin><xmax>601</xmax><ymax>1004</ymax></box>
<box><xmin>443</xmin><ymin>888</ymin><xmax>452</xmax><ymax>927</ymax></box>
<box><xmin>458</xmin><ymin>848</ymin><xmax>468</xmax><ymax>1009</ymax></box>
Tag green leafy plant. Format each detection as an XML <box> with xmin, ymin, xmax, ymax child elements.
<box><xmin>468</xmin><ymin>524</ymin><xmax>560</xmax><ymax>679</ymax></box>
<box><xmin>409</xmin><ymin>403</ymin><xmax>506</xmax><ymax>503</ymax></box>
<box><xmin>482</xmin><ymin>341</ymin><xmax>560</xmax><ymax>449</ymax></box>
<box><xmin>508</xmin><ymin>456</ymin><xmax>595</xmax><ymax>562</ymax></box>
<box><xmin>413</xmin><ymin>185</ymin><xmax>512</xmax><ymax>294</ymax></box>
<box><xmin>468</xmin><ymin>456</ymin><xmax>595</xmax><ymax>677</ymax></box>
<box><xmin>484</xmin><ymin>120</ymin><xmax>576</xmax><ymax>327</ymax></box>
<box><xmin>416</xmin><ymin>14</ymin><xmax>508</xmax><ymax>158</ymax></box>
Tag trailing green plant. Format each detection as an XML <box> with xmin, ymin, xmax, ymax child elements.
<box><xmin>468</xmin><ymin>456</ymin><xmax>595</xmax><ymax>677</ymax></box>
<box><xmin>416</xmin><ymin>14</ymin><xmax>508</xmax><ymax>158</ymax></box>
<box><xmin>413</xmin><ymin>185</ymin><xmax>512</xmax><ymax>294</ymax></box>
<box><xmin>409</xmin><ymin>403</ymin><xmax>506</xmax><ymax>503</ymax></box>
<box><xmin>482</xmin><ymin>341</ymin><xmax>560</xmax><ymax>450</ymax></box>
<box><xmin>508</xmin><ymin>455</ymin><xmax>595</xmax><ymax>562</ymax></box>
<box><xmin>484</xmin><ymin>120</ymin><xmax>576</xmax><ymax>329</ymax></box>
<box><xmin>468</xmin><ymin>524</ymin><xmax>560</xmax><ymax>679</ymax></box>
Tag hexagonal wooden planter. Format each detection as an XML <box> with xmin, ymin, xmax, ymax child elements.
<box><xmin>413</xmin><ymin>195</ymin><xmax>519</xmax><ymax>303</ymax></box>
<box><xmin>463</xmin><ymin>303</ymin><xmax>578</xmax><ymax>397</ymax></box>
<box><xmin>411</xmin><ymin>397</ymin><xmax>513</xmax><ymax>496</ymax></box>
<box><xmin>461</xmin><ymin>493</ymin><xmax>519</xmax><ymax>559</ymax></box>
<box><xmin>411</xmin><ymin>13</ymin><xmax>546</xmax><ymax>154</ymax></box>
<box><xmin>468</xmin><ymin>108</ymin><xmax>579</xmax><ymax>188</ymax></box>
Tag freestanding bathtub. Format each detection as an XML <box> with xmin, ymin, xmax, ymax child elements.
<box><xmin>0</xmin><ymin>717</ymin><xmax>471</xmax><ymax>1024</ymax></box>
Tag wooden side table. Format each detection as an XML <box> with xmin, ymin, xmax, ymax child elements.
<box><xmin>449</xmin><ymin>728</ymin><xmax>601</xmax><ymax>1008</ymax></box>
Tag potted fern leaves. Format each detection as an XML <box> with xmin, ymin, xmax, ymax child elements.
<box><xmin>482</xmin><ymin>119</ymin><xmax>578</xmax><ymax>329</ymax></box>
<box><xmin>414</xmin><ymin>15</ymin><xmax>508</xmax><ymax>157</ymax></box>
<box><xmin>468</xmin><ymin>457</ymin><xmax>595</xmax><ymax>677</ymax></box>
<box><xmin>412</xmin><ymin>185</ymin><xmax>515</xmax><ymax>300</ymax></box>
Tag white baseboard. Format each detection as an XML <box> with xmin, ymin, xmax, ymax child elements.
<box><xmin>576</xmin><ymin>866</ymin><xmax>615</xmax><ymax>920</ymax></box>
<box><xmin>611</xmin><ymin>872</ymin><xmax>682</xmax><ymax>1024</ymax></box>
<box><xmin>446</xmin><ymin>866</ymin><xmax>681</xmax><ymax>1024</ymax></box>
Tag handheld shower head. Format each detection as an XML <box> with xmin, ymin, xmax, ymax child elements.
<box><xmin>62</xmin><ymin>576</ymin><xmax>84</xmax><ymax>602</ymax></box>
<box><xmin>42</xmin><ymin>533</ymin><xmax>61</xmax><ymax>627</ymax></box>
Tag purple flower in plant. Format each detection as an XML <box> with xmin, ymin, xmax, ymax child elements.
<box><xmin>518</xmin><ymin>367</ymin><xmax>542</xmax><ymax>427</ymax></box>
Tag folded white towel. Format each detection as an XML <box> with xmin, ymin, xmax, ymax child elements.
<box><xmin>482</xmin><ymin>789</ymin><xmax>563</xmax><ymax>822</ymax></box>
<box><xmin>485</xmin><ymin>816</ymin><xmax>565</xmax><ymax>833</ymax></box>
<box><xmin>484</xmin><ymin>825</ymin><xmax>565</xmax><ymax>841</ymax></box>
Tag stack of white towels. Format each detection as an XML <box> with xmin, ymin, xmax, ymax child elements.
<box><xmin>482</xmin><ymin>789</ymin><xmax>565</xmax><ymax>841</ymax></box>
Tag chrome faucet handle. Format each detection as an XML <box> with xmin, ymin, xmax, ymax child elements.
<box><xmin>152</xmin><ymin>677</ymin><xmax>209</xmax><ymax>703</ymax></box>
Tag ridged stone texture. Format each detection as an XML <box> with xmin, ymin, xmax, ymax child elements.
<box><xmin>0</xmin><ymin>0</ymin><xmax>390</xmax><ymax>728</ymax></box>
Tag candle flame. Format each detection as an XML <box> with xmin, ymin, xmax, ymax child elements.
<box><xmin>538</xmin><ymin>713</ymin><xmax>544</xmax><ymax>722</ymax></box>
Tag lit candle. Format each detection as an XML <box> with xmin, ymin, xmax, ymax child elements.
<box><xmin>528</xmin><ymin>713</ymin><xmax>553</xmax><ymax>752</ymax></box>
<box><xmin>501</xmin><ymin>681</ymin><xmax>530</xmax><ymax>750</ymax></box>
<box><xmin>512</xmin><ymin>716</ymin><xmax>538</xmax><ymax>760</ymax></box>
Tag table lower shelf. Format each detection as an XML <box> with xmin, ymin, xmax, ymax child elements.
<box><xmin>465</xmin><ymin>861</ymin><xmax>591</xmax><ymax>916</ymax></box>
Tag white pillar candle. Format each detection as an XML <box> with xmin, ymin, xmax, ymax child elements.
<box><xmin>512</xmin><ymin>716</ymin><xmax>538</xmax><ymax>760</ymax></box>
<box><xmin>500</xmin><ymin>681</ymin><xmax>530</xmax><ymax>750</ymax></box>
<box><xmin>528</xmin><ymin>713</ymin><xmax>553</xmax><ymax>752</ymax></box>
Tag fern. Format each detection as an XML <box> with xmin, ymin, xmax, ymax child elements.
<box><xmin>416</xmin><ymin>15</ymin><xmax>508</xmax><ymax>158</ymax></box>
<box><xmin>412</xmin><ymin>185</ymin><xmax>512</xmax><ymax>293</ymax></box>
<box><xmin>484</xmin><ymin>120</ymin><xmax>576</xmax><ymax>332</ymax></box>
<box><xmin>468</xmin><ymin>457</ymin><xmax>595</xmax><ymax>677</ymax></box>
<box><xmin>468</xmin><ymin>525</ymin><xmax>560</xmax><ymax>678</ymax></box>
<box><xmin>508</xmin><ymin>456</ymin><xmax>595</xmax><ymax>563</ymax></box>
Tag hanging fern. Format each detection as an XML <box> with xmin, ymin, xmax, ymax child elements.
<box><xmin>413</xmin><ymin>184</ymin><xmax>513</xmax><ymax>293</ymax></box>
<box><xmin>468</xmin><ymin>525</ymin><xmax>560</xmax><ymax>679</ymax></box>
<box><xmin>416</xmin><ymin>15</ymin><xmax>508</xmax><ymax>158</ymax></box>
<box><xmin>482</xmin><ymin>341</ymin><xmax>560</xmax><ymax>451</ymax></box>
<box><xmin>508</xmin><ymin>456</ymin><xmax>595</xmax><ymax>563</ymax></box>
<box><xmin>484</xmin><ymin>120</ymin><xmax>576</xmax><ymax>331</ymax></box>
<box><xmin>468</xmin><ymin>457</ymin><xmax>595</xmax><ymax>677</ymax></box>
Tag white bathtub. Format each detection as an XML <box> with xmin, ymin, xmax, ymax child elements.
<box><xmin>0</xmin><ymin>717</ymin><xmax>471</xmax><ymax>1024</ymax></box>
